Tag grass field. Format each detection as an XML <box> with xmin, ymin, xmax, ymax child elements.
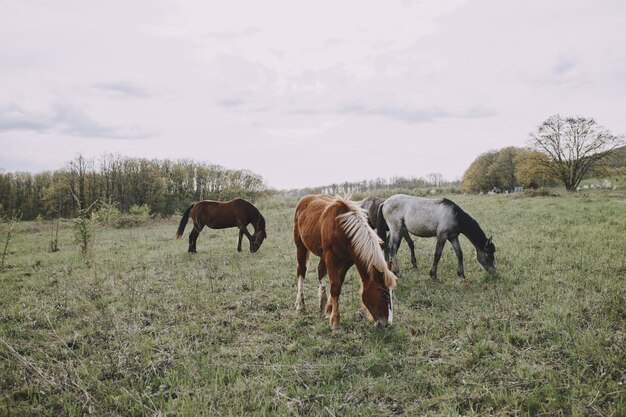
<box><xmin>1</xmin><ymin>191</ymin><xmax>625</xmax><ymax>416</ymax></box>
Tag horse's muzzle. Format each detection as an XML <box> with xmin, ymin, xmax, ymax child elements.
<box><xmin>375</xmin><ymin>319</ymin><xmax>392</xmax><ymax>328</ymax></box>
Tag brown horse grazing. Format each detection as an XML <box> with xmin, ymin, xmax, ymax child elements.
<box><xmin>293</xmin><ymin>195</ymin><xmax>397</xmax><ymax>330</ymax></box>
<box><xmin>175</xmin><ymin>198</ymin><xmax>266</xmax><ymax>253</ymax></box>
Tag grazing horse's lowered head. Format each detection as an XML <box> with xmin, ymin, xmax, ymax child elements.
<box><xmin>250</xmin><ymin>216</ymin><xmax>267</xmax><ymax>253</ymax></box>
<box><xmin>476</xmin><ymin>236</ymin><xmax>496</xmax><ymax>273</ymax></box>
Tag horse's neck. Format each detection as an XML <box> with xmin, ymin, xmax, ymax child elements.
<box><xmin>253</xmin><ymin>212</ymin><xmax>265</xmax><ymax>232</ymax></box>
<box><xmin>458</xmin><ymin>211</ymin><xmax>487</xmax><ymax>249</ymax></box>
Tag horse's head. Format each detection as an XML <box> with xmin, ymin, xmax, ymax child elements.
<box><xmin>476</xmin><ymin>236</ymin><xmax>496</xmax><ymax>273</ymax></box>
<box><xmin>361</xmin><ymin>269</ymin><xmax>397</xmax><ymax>327</ymax></box>
<box><xmin>250</xmin><ymin>230</ymin><xmax>266</xmax><ymax>253</ymax></box>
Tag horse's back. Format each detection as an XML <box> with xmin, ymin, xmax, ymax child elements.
<box><xmin>294</xmin><ymin>195</ymin><xmax>348</xmax><ymax>256</ymax></box>
<box><xmin>193</xmin><ymin>199</ymin><xmax>256</xmax><ymax>229</ymax></box>
<box><xmin>358</xmin><ymin>196</ymin><xmax>385</xmax><ymax>228</ymax></box>
<box><xmin>383</xmin><ymin>194</ymin><xmax>457</xmax><ymax>237</ymax></box>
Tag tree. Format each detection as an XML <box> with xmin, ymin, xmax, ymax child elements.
<box><xmin>528</xmin><ymin>115</ymin><xmax>625</xmax><ymax>191</ymax></box>
<box><xmin>461</xmin><ymin>151</ymin><xmax>499</xmax><ymax>193</ymax></box>
<box><xmin>487</xmin><ymin>147</ymin><xmax>519</xmax><ymax>191</ymax></box>
<box><xmin>514</xmin><ymin>149</ymin><xmax>558</xmax><ymax>188</ymax></box>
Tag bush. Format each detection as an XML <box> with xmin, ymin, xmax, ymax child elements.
<box><xmin>522</xmin><ymin>188</ymin><xmax>559</xmax><ymax>197</ymax></box>
<box><xmin>113</xmin><ymin>204</ymin><xmax>153</xmax><ymax>228</ymax></box>
<box><xmin>92</xmin><ymin>201</ymin><xmax>122</xmax><ymax>226</ymax></box>
<box><xmin>129</xmin><ymin>204</ymin><xmax>152</xmax><ymax>220</ymax></box>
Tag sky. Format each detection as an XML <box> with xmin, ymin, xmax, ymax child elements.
<box><xmin>1</xmin><ymin>0</ymin><xmax>625</xmax><ymax>190</ymax></box>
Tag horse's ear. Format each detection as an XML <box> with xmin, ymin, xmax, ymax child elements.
<box><xmin>485</xmin><ymin>236</ymin><xmax>495</xmax><ymax>251</ymax></box>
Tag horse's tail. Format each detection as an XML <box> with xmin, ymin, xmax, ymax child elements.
<box><xmin>336</xmin><ymin>199</ymin><xmax>396</xmax><ymax>289</ymax></box>
<box><xmin>376</xmin><ymin>202</ymin><xmax>389</xmax><ymax>249</ymax></box>
<box><xmin>175</xmin><ymin>204</ymin><xmax>194</xmax><ymax>239</ymax></box>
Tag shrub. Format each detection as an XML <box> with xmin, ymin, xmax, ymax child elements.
<box><xmin>113</xmin><ymin>204</ymin><xmax>153</xmax><ymax>228</ymax></box>
<box><xmin>129</xmin><ymin>204</ymin><xmax>152</xmax><ymax>220</ymax></box>
<box><xmin>92</xmin><ymin>201</ymin><xmax>122</xmax><ymax>226</ymax></box>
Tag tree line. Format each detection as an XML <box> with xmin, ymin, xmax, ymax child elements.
<box><xmin>284</xmin><ymin>174</ymin><xmax>459</xmax><ymax>198</ymax></box>
<box><xmin>0</xmin><ymin>154</ymin><xmax>267</xmax><ymax>220</ymax></box>
<box><xmin>461</xmin><ymin>115</ymin><xmax>625</xmax><ymax>193</ymax></box>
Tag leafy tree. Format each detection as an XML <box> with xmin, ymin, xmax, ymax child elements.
<box><xmin>488</xmin><ymin>147</ymin><xmax>519</xmax><ymax>191</ymax></box>
<box><xmin>528</xmin><ymin>115</ymin><xmax>625</xmax><ymax>191</ymax></box>
<box><xmin>461</xmin><ymin>151</ymin><xmax>499</xmax><ymax>193</ymax></box>
<box><xmin>514</xmin><ymin>149</ymin><xmax>558</xmax><ymax>188</ymax></box>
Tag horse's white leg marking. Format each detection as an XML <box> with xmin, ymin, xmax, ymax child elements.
<box><xmin>388</xmin><ymin>289</ymin><xmax>393</xmax><ymax>325</ymax></box>
<box><xmin>329</xmin><ymin>297</ymin><xmax>340</xmax><ymax>330</ymax></box>
<box><xmin>295</xmin><ymin>275</ymin><xmax>305</xmax><ymax>311</ymax></box>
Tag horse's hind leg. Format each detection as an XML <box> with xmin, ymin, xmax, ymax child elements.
<box><xmin>429</xmin><ymin>235</ymin><xmax>447</xmax><ymax>279</ymax></box>
<box><xmin>238</xmin><ymin>225</ymin><xmax>254</xmax><ymax>252</ymax></box>
<box><xmin>295</xmin><ymin>241</ymin><xmax>309</xmax><ymax>311</ymax></box>
<box><xmin>448</xmin><ymin>235</ymin><xmax>465</xmax><ymax>279</ymax></box>
<box><xmin>188</xmin><ymin>223</ymin><xmax>202</xmax><ymax>253</ymax></box>
<box><xmin>401</xmin><ymin>227</ymin><xmax>417</xmax><ymax>268</ymax></box>
<box><xmin>388</xmin><ymin>230</ymin><xmax>402</xmax><ymax>275</ymax></box>
<box><xmin>317</xmin><ymin>259</ymin><xmax>328</xmax><ymax>315</ymax></box>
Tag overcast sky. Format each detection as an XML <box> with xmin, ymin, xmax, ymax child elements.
<box><xmin>1</xmin><ymin>0</ymin><xmax>625</xmax><ymax>189</ymax></box>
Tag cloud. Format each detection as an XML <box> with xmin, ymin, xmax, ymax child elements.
<box><xmin>337</xmin><ymin>103</ymin><xmax>449</xmax><ymax>123</ymax></box>
<box><xmin>0</xmin><ymin>102</ymin><xmax>153</xmax><ymax>139</ymax></box>
<box><xmin>205</xmin><ymin>27</ymin><xmax>260</xmax><ymax>40</ymax></box>
<box><xmin>93</xmin><ymin>81</ymin><xmax>150</xmax><ymax>98</ymax></box>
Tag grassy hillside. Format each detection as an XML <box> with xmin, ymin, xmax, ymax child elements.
<box><xmin>1</xmin><ymin>191</ymin><xmax>625</xmax><ymax>416</ymax></box>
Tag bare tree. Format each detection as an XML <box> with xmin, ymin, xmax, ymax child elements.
<box><xmin>529</xmin><ymin>115</ymin><xmax>625</xmax><ymax>191</ymax></box>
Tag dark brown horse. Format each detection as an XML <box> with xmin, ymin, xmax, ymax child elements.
<box><xmin>358</xmin><ymin>196</ymin><xmax>417</xmax><ymax>268</ymax></box>
<box><xmin>175</xmin><ymin>198</ymin><xmax>266</xmax><ymax>253</ymax></box>
<box><xmin>294</xmin><ymin>195</ymin><xmax>397</xmax><ymax>330</ymax></box>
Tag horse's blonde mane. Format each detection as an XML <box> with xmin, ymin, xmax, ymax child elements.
<box><xmin>336</xmin><ymin>198</ymin><xmax>397</xmax><ymax>289</ymax></box>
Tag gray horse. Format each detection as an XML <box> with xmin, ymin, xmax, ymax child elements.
<box><xmin>357</xmin><ymin>196</ymin><xmax>417</xmax><ymax>268</ymax></box>
<box><xmin>377</xmin><ymin>194</ymin><xmax>496</xmax><ymax>278</ymax></box>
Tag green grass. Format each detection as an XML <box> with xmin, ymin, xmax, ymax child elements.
<box><xmin>1</xmin><ymin>192</ymin><xmax>625</xmax><ymax>416</ymax></box>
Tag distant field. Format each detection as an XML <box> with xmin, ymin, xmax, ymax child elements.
<box><xmin>1</xmin><ymin>191</ymin><xmax>625</xmax><ymax>416</ymax></box>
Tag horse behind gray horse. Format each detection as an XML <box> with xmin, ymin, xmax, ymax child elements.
<box><xmin>358</xmin><ymin>196</ymin><xmax>417</xmax><ymax>268</ymax></box>
<box><xmin>377</xmin><ymin>194</ymin><xmax>496</xmax><ymax>278</ymax></box>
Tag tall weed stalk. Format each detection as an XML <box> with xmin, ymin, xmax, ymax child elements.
<box><xmin>1</xmin><ymin>211</ymin><xmax>21</xmax><ymax>270</ymax></box>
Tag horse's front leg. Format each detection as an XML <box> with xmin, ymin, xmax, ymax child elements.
<box><xmin>295</xmin><ymin>242</ymin><xmax>309</xmax><ymax>311</ymax></box>
<box><xmin>317</xmin><ymin>259</ymin><xmax>328</xmax><ymax>315</ymax></box>
<box><xmin>448</xmin><ymin>236</ymin><xmax>465</xmax><ymax>279</ymax></box>
<box><xmin>429</xmin><ymin>235</ymin><xmax>447</xmax><ymax>279</ymax></box>
<box><xmin>325</xmin><ymin>256</ymin><xmax>348</xmax><ymax>331</ymax></box>
<box><xmin>239</xmin><ymin>226</ymin><xmax>254</xmax><ymax>252</ymax></box>
<box><xmin>237</xmin><ymin>229</ymin><xmax>244</xmax><ymax>252</ymax></box>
